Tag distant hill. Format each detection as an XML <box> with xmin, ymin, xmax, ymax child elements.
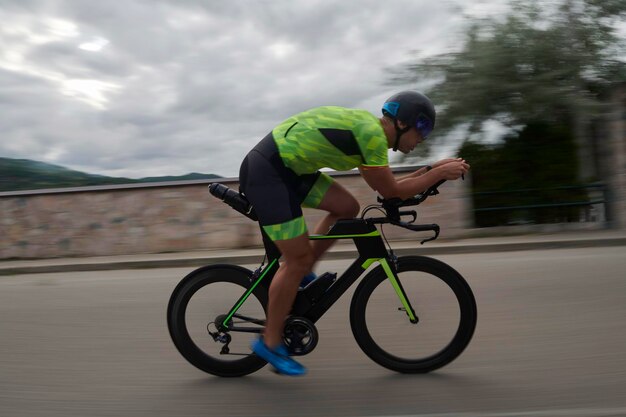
<box><xmin>0</xmin><ymin>157</ymin><xmax>221</xmax><ymax>192</ymax></box>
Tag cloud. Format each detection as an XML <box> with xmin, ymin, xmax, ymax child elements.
<box><xmin>0</xmin><ymin>0</ymin><xmax>492</xmax><ymax>178</ymax></box>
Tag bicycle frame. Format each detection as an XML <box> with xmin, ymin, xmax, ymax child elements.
<box><xmin>220</xmin><ymin>218</ymin><xmax>418</xmax><ymax>333</ymax></box>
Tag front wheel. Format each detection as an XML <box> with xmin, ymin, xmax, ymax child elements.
<box><xmin>350</xmin><ymin>256</ymin><xmax>477</xmax><ymax>373</ymax></box>
<box><xmin>167</xmin><ymin>264</ymin><xmax>268</xmax><ymax>377</ymax></box>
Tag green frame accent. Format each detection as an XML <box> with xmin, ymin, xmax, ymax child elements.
<box><xmin>379</xmin><ymin>259</ymin><xmax>417</xmax><ymax>322</ymax></box>
<box><xmin>359</xmin><ymin>257</ymin><xmax>417</xmax><ymax>322</ymax></box>
<box><xmin>221</xmin><ymin>259</ymin><xmax>278</xmax><ymax>328</ymax></box>
<box><xmin>309</xmin><ymin>230</ymin><xmax>380</xmax><ymax>240</ymax></box>
<box><xmin>361</xmin><ymin>258</ymin><xmax>379</xmax><ymax>270</ymax></box>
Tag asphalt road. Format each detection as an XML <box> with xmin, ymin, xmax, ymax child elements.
<box><xmin>1</xmin><ymin>247</ymin><xmax>625</xmax><ymax>417</ymax></box>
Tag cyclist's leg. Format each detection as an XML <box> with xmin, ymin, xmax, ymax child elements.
<box><xmin>302</xmin><ymin>173</ymin><xmax>360</xmax><ymax>263</ymax></box>
<box><xmin>239</xmin><ymin>136</ymin><xmax>313</xmax><ymax>370</ymax></box>
<box><xmin>264</xmin><ymin>233</ymin><xmax>314</xmax><ymax>348</ymax></box>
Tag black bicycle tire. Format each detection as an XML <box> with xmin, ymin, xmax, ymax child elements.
<box><xmin>167</xmin><ymin>264</ymin><xmax>268</xmax><ymax>377</ymax></box>
<box><xmin>349</xmin><ymin>256</ymin><xmax>477</xmax><ymax>373</ymax></box>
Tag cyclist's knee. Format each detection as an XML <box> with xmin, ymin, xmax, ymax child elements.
<box><xmin>275</xmin><ymin>235</ymin><xmax>315</xmax><ymax>274</ymax></box>
<box><xmin>330</xmin><ymin>192</ymin><xmax>361</xmax><ymax>219</ymax></box>
<box><xmin>343</xmin><ymin>196</ymin><xmax>360</xmax><ymax>218</ymax></box>
<box><xmin>319</xmin><ymin>183</ymin><xmax>360</xmax><ymax>218</ymax></box>
<box><xmin>284</xmin><ymin>250</ymin><xmax>315</xmax><ymax>276</ymax></box>
<box><xmin>332</xmin><ymin>195</ymin><xmax>360</xmax><ymax>219</ymax></box>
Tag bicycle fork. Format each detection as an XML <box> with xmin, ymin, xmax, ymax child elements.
<box><xmin>364</xmin><ymin>258</ymin><xmax>419</xmax><ymax>324</ymax></box>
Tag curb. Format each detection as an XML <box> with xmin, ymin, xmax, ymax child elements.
<box><xmin>1</xmin><ymin>236</ymin><xmax>625</xmax><ymax>276</ymax></box>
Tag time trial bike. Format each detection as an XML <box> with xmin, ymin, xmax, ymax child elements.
<box><xmin>167</xmin><ymin>179</ymin><xmax>477</xmax><ymax>377</ymax></box>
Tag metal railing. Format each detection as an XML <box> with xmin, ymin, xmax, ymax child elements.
<box><xmin>471</xmin><ymin>183</ymin><xmax>607</xmax><ymax>226</ymax></box>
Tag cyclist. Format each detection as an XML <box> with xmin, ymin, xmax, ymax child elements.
<box><xmin>239</xmin><ymin>91</ymin><xmax>470</xmax><ymax>376</ymax></box>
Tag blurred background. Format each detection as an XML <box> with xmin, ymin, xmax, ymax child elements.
<box><xmin>392</xmin><ymin>0</ymin><xmax>626</xmax><ymax>230</ymax></box>
<box><xmin>1</xmin><ymin>1</ymin><xmax>626</xmax><ymax>417</ymax></box>
<box><xmin>1</xmin><ymin>0</ymin><xmax>625</xmax><ymax>258</ymax></box>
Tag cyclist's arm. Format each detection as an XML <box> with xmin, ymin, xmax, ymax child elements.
<box><xmin>396</xmin><ymin>166</ymin><xmax>430</xmax><ymax>181</ymax></box>
<box><xmin>397</xmin><ymin>158</ymin><xmax>466</xmax><ymax>182</ymax></box>
<box><xmin>396</xmin><ymin>158</ymin><xmax>465</xmax><ymax>181</ymax></box>
<box><xmin>359</xmin><ymin>165</ymin><xmax>445</xmax><ymax>200</ymax></box>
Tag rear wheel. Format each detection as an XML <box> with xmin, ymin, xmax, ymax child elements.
<box><xmin>350</xmin><ymin>256</ymin><xmax>477</xmax><ymax>373</ymax></box>
<box><xmin>167</xmin><ymin>265</ymin><xmax>268</xmax><ymax>377</ymax></box>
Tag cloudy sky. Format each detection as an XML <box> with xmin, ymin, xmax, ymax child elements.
<box><xmin>0</xmin><ymin>0</ymin><xmax>510</xmax><ymax>178</ymax></box>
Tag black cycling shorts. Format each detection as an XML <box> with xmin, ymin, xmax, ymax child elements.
<box><xmin>239</xmin><ymin>133</ymin><xmax>333</xmax><ymax>241</ymax></box>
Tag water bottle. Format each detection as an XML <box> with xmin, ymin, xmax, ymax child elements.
<box><xmin>208</xmin><ymin>183</ymin><xmax>258</xmax><ymax>221</ymax></box>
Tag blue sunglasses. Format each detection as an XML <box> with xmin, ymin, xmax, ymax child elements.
<box><xmin>416</xmin><ymin>114</ymin><xmax>434</xmax><ymax>139</ymax></box>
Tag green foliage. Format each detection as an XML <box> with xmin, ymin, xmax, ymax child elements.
<box><xmin>393</xmin><ymin>0</ymin><xmax>626</xmax><ymax>145</ymax></box>
<box><xmin>459</xmin><ymin>122</ymin><xmax>591</xmax><ymax>226</ymax></box>
<box><xmin>390</xmin><ymin>0</ymin><xmax>623</xmax><ymax>226</ymax></box>
<box><xmin>0</xmin><ymin>158</ymin><xmax>220</xmax><ymax>192</ymax></box>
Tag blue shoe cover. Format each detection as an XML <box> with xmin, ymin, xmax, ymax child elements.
<box><xmin>251</xmin><ymin>338</ymin><xmax>307</xmax><ymax>376</ymax></box>
<box><xmin>300</xmin><ymin>272</ymin><xmax>317</xmax><ymax>288</ymax></box>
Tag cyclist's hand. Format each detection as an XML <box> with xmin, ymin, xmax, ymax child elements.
<box><xmin>436</xmin><ymin>160</ymin><xmax>470</xmax><ymax>180</ymax></box>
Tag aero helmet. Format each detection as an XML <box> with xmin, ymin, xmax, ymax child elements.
<box><xmin>382</xmin><ymin>91</ymin><xmax>436</xmax><ymax>151</ymax></box>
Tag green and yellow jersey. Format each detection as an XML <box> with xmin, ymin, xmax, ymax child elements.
<box><xmin>271</xmin><ymin>106</ymin><xmax>389</xmax><ymax>174</ymax></box>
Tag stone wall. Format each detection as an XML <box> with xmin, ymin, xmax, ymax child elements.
<box><xmin>0</xmin><ymin>168</ymin><xmax>471</xmax><ymax>259</ymax></box>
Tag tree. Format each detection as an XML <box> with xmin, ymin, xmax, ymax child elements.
<box><xmin>392</xmin><ymin>0</ymin><xmax>625</xmax><ymax>226</ymax></box>
<box><xmin>458</xmin><ymin>122</ymin><xmax>589</xmax><ymax>226</ymax></box>
<box><xmin>393</xmin><ymin>0</ymin><xmax>626</xmax><ymax>158</ymax></box>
